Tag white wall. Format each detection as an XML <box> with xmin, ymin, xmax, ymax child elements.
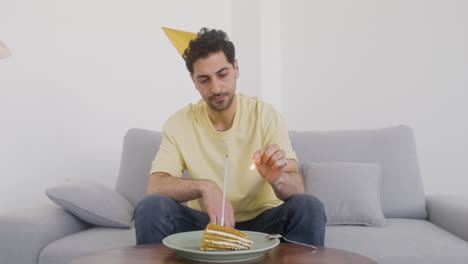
<box><xmin>0</xmin><ymin>0</ymin><xmax>232</xmax><ymax>211</ymax></box>
<box><xmin>1</xmin><ymin>0</ymin><xmax>466</xmax><ymax>211</ymax></box>
<box><xmin>231</xmin><ymin>0</ymin><xmax>262</xmax><ymax>98</ymax></box>
<box><xmin>281</xmin><ymin>0</ymin><xmax>468</xmax><ymax>196</ymax></box>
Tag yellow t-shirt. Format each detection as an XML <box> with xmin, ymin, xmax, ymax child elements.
<box><xmin>150</xmin><ymin>93</ymin><xmax>297</xmax><ymax>222</ymax></box>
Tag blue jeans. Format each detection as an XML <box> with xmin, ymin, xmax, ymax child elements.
<box><xmin>134</xmin><ymin>193</ymin><xmax>326</xmax><ymax>246</ymax></box>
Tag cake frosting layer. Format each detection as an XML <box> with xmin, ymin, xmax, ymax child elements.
<box><xmin>200</xmin><ymin>223</ymin><xmax>253</xmax><ymax>251</ymax></box>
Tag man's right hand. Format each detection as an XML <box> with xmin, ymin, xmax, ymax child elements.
<box><xmin>201</xmin><ymin>180</ymin><xmax>235</xmax><ymax>228</ymax></box>
<box><xmin>147</xmin><ymin>173</ymin><xmax>235</xmax><ymax>228</ymax></box>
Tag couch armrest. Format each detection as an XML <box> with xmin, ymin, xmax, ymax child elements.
<box><xmin>0</xmin><ymin>204</ymin><xmax>91</xmax><ymax>264</ymax></box>
<box><xmin>426</xmin><ymin>194</ymin><xmax>468</xmax><ymax>242</ymax></box>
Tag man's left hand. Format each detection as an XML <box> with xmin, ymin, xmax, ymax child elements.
<box><xmin>253</xmin><ymin>144</ymin><xmax>288</xmax><ymax>184</ymax></box>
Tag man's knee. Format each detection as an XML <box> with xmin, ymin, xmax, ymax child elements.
<box><xmin>286</xmin><ymin>194</ymin><xmax>326</xmax><ymax>219</ymax></box>
<box><xmin>134</xmin><ymin>194</ymin><xmax>179</xmax><ymax>245</ymax></box>
<box><xmin>134</xmin><ymin>193</ymin><xmax>178</xmax><ymax>218</ymax></box>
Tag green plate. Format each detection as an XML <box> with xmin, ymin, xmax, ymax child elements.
<box><xmin>162</xmin><ymin>230</ymin><xmax>280</xmax><ymax>263</ymax></box>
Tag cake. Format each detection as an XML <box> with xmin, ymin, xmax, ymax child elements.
<box><xmin>200</xmin><ymin>223</ymin><xmax>254</xmax><ymax>251</ymax></box>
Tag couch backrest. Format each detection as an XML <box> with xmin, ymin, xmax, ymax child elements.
<box><xmin>290</xmin><ymin>125</ymin><xmax>426</xmax><ymax>219</ymax></box>
<box><xmin>115</xmin><ymin>125</ymin><xmax>427</xmax><ymax>219</ymax></box>
<box><xmin>115</xmin><ymin>128</ymin><xmax>161</xmax><ymax>209</ymax></box>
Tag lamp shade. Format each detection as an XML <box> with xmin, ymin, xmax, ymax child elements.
<box><xmin>0</xmin><ymin>40</ymin><xmax>12</xmax><ymax>59</ymax></box>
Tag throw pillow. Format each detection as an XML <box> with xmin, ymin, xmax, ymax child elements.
<box><xmin>45</xmin><ymin>180</ymin><xmax>134</xmax><ymax>228</ymax></box>
<box><xmin>303</xmin><ymin>162</ymin><xmax>387</xmax><ymax>227</ymax></box>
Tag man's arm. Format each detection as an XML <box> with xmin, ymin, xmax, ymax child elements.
<box><xmin>147</xmin><ymin>172</ymin><xmax>207</xmax><ymax>202</ymax></box>
<box><xmin>253</xmin><ymin>144</ymin><xmax>305</xmax><ymax>201</ymax></box>
<box><xmin>147</xmin><ymin>172</ymin><xmax>236</xmax><ymax>228</ymax></box>
<box><xmin>270</xmin><ymin>159</ymin><xmax>305</xmax><ymax>201</ymax></box>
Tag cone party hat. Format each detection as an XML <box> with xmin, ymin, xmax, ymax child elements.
<box><xmin>161</xmin><ymin>27</ymin><xmax>198</xmax><ymax>57</ymax></box>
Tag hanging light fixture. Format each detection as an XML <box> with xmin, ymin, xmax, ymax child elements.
<box><xmin>0</xmin><ymin>40</ymin><xmax>12</xmax><ymax>59</ymax></box>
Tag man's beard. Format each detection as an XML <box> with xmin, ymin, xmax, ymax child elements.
<box><xmin>206</xmin><ymin>92</ymin><xmax>234</xmax><ymax>112</ymax></box>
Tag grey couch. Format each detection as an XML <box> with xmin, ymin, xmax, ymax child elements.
<box><xmin>2</xmin><ymin>125</ymin><xmax>468</xmax><ymax>264</ymax></box>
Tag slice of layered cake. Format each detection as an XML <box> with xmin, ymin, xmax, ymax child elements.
<box><xmin>200</xmin><ymin>223</ymin><xmax>254</xmax><ymax>251</ymax></box>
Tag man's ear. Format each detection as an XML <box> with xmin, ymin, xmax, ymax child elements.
<box><xmin>234</xmin><ymin>59</ymin><xmax>240</xmax><ymax>79</ymax></box>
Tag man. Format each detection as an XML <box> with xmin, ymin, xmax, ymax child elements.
<box><xmin>134</xmin><ymin>28</ymin><xmax>326</xmax><ymax>246</ymax></box>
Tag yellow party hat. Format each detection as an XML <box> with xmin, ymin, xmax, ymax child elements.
<box><xmin>162</xmin><ymin>27</ymin><xmax>198</xmax><ymax>57</ymax></box>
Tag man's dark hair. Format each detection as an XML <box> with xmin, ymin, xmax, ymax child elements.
<box><xmin>183</xmin><ymin>28</ymin><xmax>235</xmax><ymax>74</ymax></box>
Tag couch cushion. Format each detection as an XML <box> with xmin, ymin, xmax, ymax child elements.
<box><xmin>46</xmin><ymin>181</ymin><xmax>134</xmax><ymax>228</ymax></box>
<box><xmin>39</xmin><ymin>221</ymin><xmax>468</xmax><ymax>264</ymax></box>
<box><xmin>326</xmin><ymin>218</ymin><xmax>468</xmax><ymax>264</ymax></box>
<box><xmin>39</xmin><ymin>226</ymin><xmax>135</xmax><ymax>264</ymax></box>
<box><xmin>303</xmin><ymin>162</ymin><xmax>386</xmax><ymax>226</ymax></box>
<box><xmin>291</xmin><ymin>125</ymin><xmax>426</xmax><ymax>219</ymax></box>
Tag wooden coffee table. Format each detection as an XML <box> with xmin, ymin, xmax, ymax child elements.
<box><xmin>70</xmin><ymin>243</ymin><xmax>377</xmax><ymax>264</ymax></box>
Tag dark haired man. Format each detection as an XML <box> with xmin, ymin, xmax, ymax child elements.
<box><xmin>134</xmin><ymin>28</ymin><xmax>326</xmax><ymax>246</ymax></box>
